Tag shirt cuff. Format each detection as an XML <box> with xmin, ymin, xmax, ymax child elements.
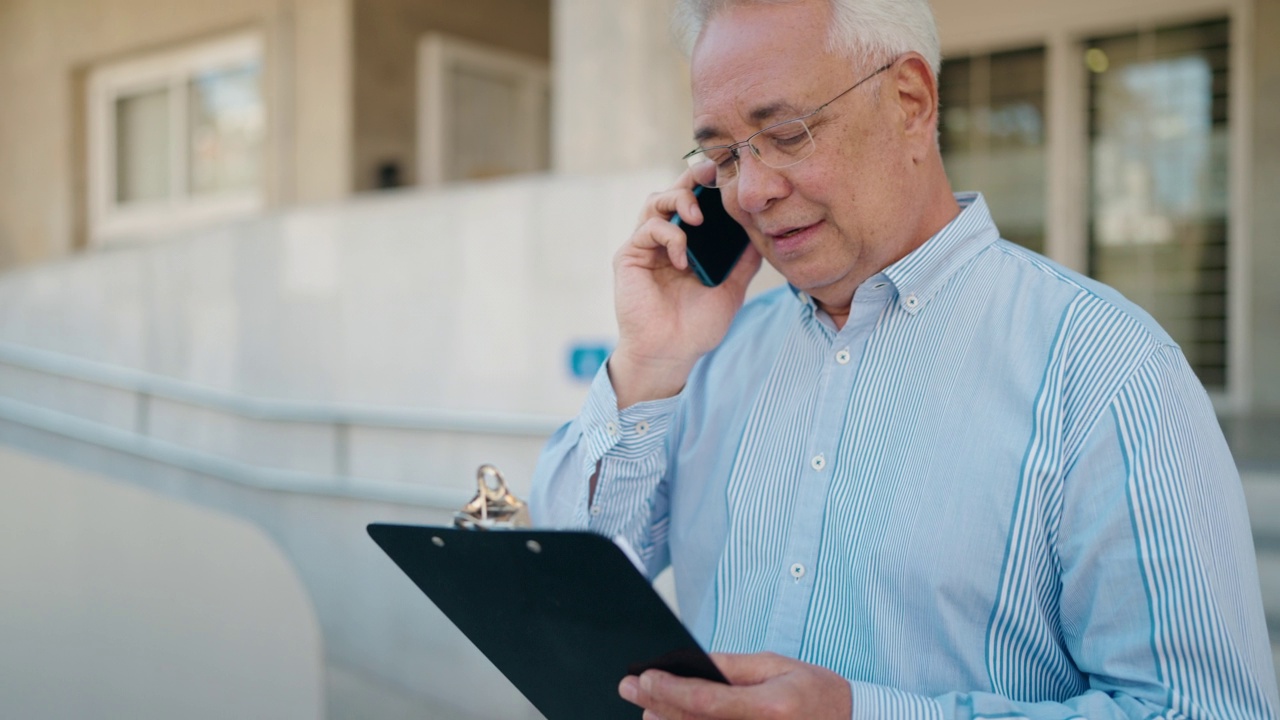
<box><xmin>576</xmin><ymin>359</ymin><xmax>680</xmax><ymax>475</ymax></box>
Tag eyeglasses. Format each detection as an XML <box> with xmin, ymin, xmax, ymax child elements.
<box><xmin>682</xmin><ymin>60</ymin><xmax>895</xmax><ymax>188</ymax></box>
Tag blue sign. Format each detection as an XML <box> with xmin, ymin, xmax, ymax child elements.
<box><xmin>568</xmin><ymin>343</ymin><xmax>611</xmax><ymax>382</ymax></box>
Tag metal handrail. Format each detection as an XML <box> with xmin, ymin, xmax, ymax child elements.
<box><xmin>0</xmin><ymin>395</ymin><xmax>467</xmax><ymax>508</ymax></box>
<box><xmin>0</xmin><ymin>339</ymin><xmax>566</xmax><ymax>436</ymax></box>
<box><xmin>0</xmin><ymin>339</ymin><xmax>570</xmax><ymax>509</ymax></box>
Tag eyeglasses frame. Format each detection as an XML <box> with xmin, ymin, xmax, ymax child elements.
<box><xmin>682</xmin><ymin>58</ymin><xmax>898</xmax><ymax>186</ymax></box>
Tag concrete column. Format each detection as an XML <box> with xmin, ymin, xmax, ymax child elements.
<box><xmin>293</xmin><ymin>0</ymin><xmax>354</xmax><ymax>203</ymax></box>
<box><xmin>1249</xmin><ymin>0</ymin><xmax>1280</xmax><ymax>412</ymax></box>
<box><xmin>551</xmin><ymin>0</ymin><xmax>693</xmax><ymax>176</ymax></box>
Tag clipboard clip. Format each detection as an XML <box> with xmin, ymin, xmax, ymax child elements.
<box><xmin>454</xmin><ymin>464</ymin><xmax>531</xmax><ymax>530</ymax></box>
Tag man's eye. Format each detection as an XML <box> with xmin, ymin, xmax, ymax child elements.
<box><xmin>768</xmin><ymin>129</ymin><xmax>809</xmax><ymax>147</ymax></box>
<box><xmin>704</xmin><ymin>148</ymin><xmax>736</xmax><ymax>168</ymax></box>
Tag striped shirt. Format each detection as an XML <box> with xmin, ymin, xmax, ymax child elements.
<box><xmin>530</xmin><ymin>193</ymin><xmax>1279</xmax><ymax>719</ymax></box>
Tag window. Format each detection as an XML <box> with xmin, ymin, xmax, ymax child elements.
<box><xmin>940</xmin><ymin>16</ymin><xmax>1236</xmax><ymax>397</ymax></box>
<box><xmin>87</xmin><ymin>33</ymin><xmax>265</xmax><ymax>244</ymax></box>
<box><xmin>939</xmin><ymin>47</ymin><xmax>1048</xmax><ymax>253</ymax></box>
<box><xmin>1087</xmin><ymin>19</ymin><xmax>1230</xmax><ymax>388</ymax></box>
<box><xmin>417</xmin><ymin>34</ymin><xmax>551</xmax><ymax>187</ymax></box>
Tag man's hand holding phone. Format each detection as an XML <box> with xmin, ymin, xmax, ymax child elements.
<box><xmin>609</xmin><ymin>171</ymin><xmax>761</xmax><ymax>410</ymax></box>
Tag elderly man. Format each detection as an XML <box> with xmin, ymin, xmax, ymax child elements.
<box><xmin>530</xmin><ymin>0</ymin><xmax>1279</xmax><ymax>717</ymax></box>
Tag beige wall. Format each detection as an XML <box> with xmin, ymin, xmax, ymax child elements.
<box><xmin>0</xmin><ymin>0</ymin><xmax>352</xmax><ymax>268</ymax></box>
<box><xmin>552</xmin><ymin>0</ymin><xmax>692</xmax><ymax>176</ymax></box>
<box><xmin>351</xmin><ymin>0</ymin><xmax>550</xmax><ymax>192</ymax></box>
<box><xmin>0</xmin><ymin>445</ymin><xmax>323</xmax><ymax>719</ymax></box>
<box><xmin>1250</xmin><ymin>0</ymin><xmax>1280</xmax><ymax>411</ymax></box>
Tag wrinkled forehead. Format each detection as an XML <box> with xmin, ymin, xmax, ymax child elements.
<box><xmin>689</xmin><ymin>0</ymin><xmax>846</xmax><ymax>140</ymax></box>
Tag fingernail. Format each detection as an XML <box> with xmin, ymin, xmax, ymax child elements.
<box><xmin>619</xmin><ymin>676</ymin><xmax>639</xmax><ymax>703</ymax></box>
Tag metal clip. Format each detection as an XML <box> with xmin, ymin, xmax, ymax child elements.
<box><xmin>454</xmin><ymin>464</ymin><xmax>531</xmax><ymax>530</ymax></box>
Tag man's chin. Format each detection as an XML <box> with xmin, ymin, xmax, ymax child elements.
<box><xmin>773</xmin><ymin>261</ymin><xmax>839</xmax><ymax>296</ymax></box>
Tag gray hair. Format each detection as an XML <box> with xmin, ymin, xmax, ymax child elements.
<box><xmin>672</xmin><ymin>0</ymin><xmax>941</xmax><ymax>80</ymax></box>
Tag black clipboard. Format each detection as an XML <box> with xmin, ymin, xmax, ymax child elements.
<box><xmin>367</xmin><ymin>524</ymin><xmax>727</xmax><ymax>720</ymax></box>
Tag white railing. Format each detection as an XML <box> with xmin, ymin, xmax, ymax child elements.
<box><xmin>0</xmin><ymin>339</ymin><xmax>565</xmax><ymax>509</ymax></box>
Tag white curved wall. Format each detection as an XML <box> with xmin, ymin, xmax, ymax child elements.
<box><xmin>0</xmin><ymin>445</ymin><xmax>324</xmax><ymax>720</ymax></box>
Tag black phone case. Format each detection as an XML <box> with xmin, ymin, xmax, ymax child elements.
<box><xmin>677</xmin><ymin>185</ymin><xmax>751</xmax><ymax>287</ymax></box>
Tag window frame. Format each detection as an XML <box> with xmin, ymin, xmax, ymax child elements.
<box><xmin>86</xmin><ymin>32</ymin><xmax>266</xmax><ymax>246</ymax></box>
<box><xmin>939</xmin><ymin>0</ymin><xmax>1252</xmax><ymax>412</ymax></box>
<box><xmin>416</xmin><ymin>33</ymin><xmax>551</xmax><ymax>188</ymax></box>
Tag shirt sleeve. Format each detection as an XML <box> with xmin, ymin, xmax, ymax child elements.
<box><xmin>845</xmin><ymin>345</ymin><xmax>1279</xmax><ymax>720</ymax></box>
<box><xmin>528</xmin><ymin>360</ymin><xmax>682</xmax><ymax>579</ymax></box>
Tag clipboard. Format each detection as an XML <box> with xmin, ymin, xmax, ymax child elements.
<box><xmin>367</xmin><ymin>524</ymin><xmax>727</xmax><ymax>720</ymax></box>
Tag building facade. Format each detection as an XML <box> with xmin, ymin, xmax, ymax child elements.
<box><xmin>0</xmin><ymin>1</ymin><xmax>1277</xmax><ymax>716</ymax></box>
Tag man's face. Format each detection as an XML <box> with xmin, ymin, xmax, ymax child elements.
<box><xmin>690</xmin><ymin>0</ymin><xmax>916</xmax><ymax>308</ymax></box>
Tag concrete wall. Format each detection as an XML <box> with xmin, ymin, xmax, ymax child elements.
<box><xmin>0</xmin><ymin>445</ymin><xmax>323</xmax><ymax>719</ymax></box>
<box><xmin>351</xmin><ymin>0</ymin><xmax>551</xmax><ymax>192</ymax></box>
<box><xmin>551</xmin><ymin>0</ymin><xmax>692</xmax><ymax>176</ymax></box>
<box><xmin>0</xmin><ymin>0</ymin><xmax>353</xmax><ymax>266</ymax></box>
<box><xmin>0</xmin><ymin>172</ymin><xmax>665</xmax><ymax>419</ymax></box>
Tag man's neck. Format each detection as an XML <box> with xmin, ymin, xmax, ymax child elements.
<box><xmin>812</xmin><ymin>189</ymin><xmax>962</xmax><ymax>331</ymax></box>
<box><xmin>815</xmin><ymin>299</ymin><xmax>852</xmax><ymax>330</ymax></box>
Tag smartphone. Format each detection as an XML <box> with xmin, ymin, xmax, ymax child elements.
<box><xmin>671</xmin><ymin>185</ymin><xmax>751</xmax><ymax>287</ymax></box>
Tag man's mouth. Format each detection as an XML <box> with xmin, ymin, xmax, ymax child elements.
<box><xmin>766</xmin><ymin>221</ymin><xmax>822</xmax><ymax>252</ymax></box>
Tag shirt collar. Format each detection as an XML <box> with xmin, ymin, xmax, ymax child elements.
<box><xmin>881</xmin><ymin>192</ymin><xmax>1000</xmax><ymax>315</ymax></box>
<box><xmin>785</xmin><ymin>192</ymin><xmax>1000</xmax><ymax>315</ymax></box>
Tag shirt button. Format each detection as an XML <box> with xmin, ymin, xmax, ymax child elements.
<box><xmin>605</xmin><ymin>422</ymin><xmax>619</xmax><ymax>436</ymax></box>
<box><xmin>835</xmin><ymin>348</ymin><xmax>851</xmax><ymax>365</ymax></box>
<box><xmin>811</xmin><ymin>454</ymin><xmax>826</xmax><ymax>471</ymax></box>
<box><xmin>904</xmin><ymin>294</ymin><xmax>920</xmax><ymax>309</ymax></box>
<box><xmin>590</xmin><ymin>505</ymin><xmax>601</xmax><ymax>516</ymax></box>
<box><xmin>634</xmin><ymin>421</ymin><xmax>650</xmax><ymax>436</ymax></box>
<box><xmin>789</xmin><ymin>563</ymin><xmax>806</xmax><ymax>579</ymax></box>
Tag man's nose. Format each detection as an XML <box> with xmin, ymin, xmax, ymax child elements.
<box><xmin>732</xmin><ymin>150</ymin><xmax>790</xmax><ymax>214</ymax></box>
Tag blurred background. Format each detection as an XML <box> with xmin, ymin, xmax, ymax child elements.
<box><xmin>0</xmin><ymin>0</ymin><xmax>1276</xmax><ymax>717</ymax></box>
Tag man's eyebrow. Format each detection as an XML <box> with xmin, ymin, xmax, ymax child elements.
<box><xmin>692</xmin><ymin>100</ymin><xmax>803</xmax><ymax>145</ymax></box>
<box><xmin>693</xmin><ymin>125</ymin><xmax>724</xmax><ymax>144</ymax></box>
<box><xmin>748</xmin><ymin>101</ymin><xmax>799</xmax><ymax>125</ymax></box>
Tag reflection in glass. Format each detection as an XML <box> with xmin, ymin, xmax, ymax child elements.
<box><xmin>116</xmin><ymin>88</ymin><xmax>171</xmax><ymax>204</ymax></box>
<box><xmin>189</xmin><ymin>63</ymin><xmax>264</xmax><ymax>196</ymax></box>
<box><xmin>1088</xmin><ymin>19</ymin><xmax>1230</xmax><ymax>388</ymax></box>
<box><xmin>939</xmin><ymin>48</ymin><xmax>1047</xmax><ymax>253</ymax></box>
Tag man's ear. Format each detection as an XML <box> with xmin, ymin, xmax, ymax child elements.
<box><xmin>891</xmin><ymin>53</ymin><xmax>939</xmax><ymax>155</ymax></box>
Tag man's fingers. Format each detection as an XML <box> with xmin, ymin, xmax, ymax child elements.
<box><xmin>638</xmin><ymin>173</ymin><xmax>703</xmax><ymax>227</ymax></box>
<box><xmin>709</xmin><ymin>652</ymin><xmax>796</xmax><ymax>686</ymax></box>
<box><xmin>635</xmin><ymin>669</ymin><xmax>753</xmax><ymax>720</ymax></box>
<box><xmin>622</xmin><ymin>217</ymin><xmax>689</xmax><ymax>270</ymax></box>
<box><xmin>677</xmin><ymin>190</ymin><xmax>703</xmax><ymax>226</ymax></box>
